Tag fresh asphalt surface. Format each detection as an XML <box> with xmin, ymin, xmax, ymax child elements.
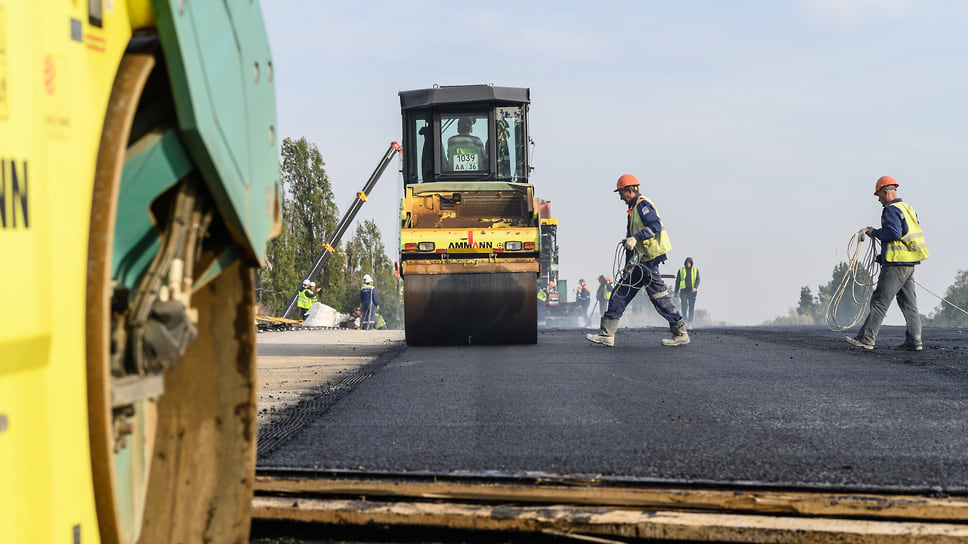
<box><xmin>259</xmin><ymin>325</ymin><xmax>968</xmax><ymax>492</ymax></box>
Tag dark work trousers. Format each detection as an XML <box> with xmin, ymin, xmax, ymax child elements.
<box><xmin>678</xmin><ymin>291</ymin><xmax>696</xmax><ymax>323</ymax></box>
<box><xmin>855</xmin><ymin>265</ymin><xmax>921</xmax><ymax>346</ymax></box>
<box><xmin>604</xmin><ymin>258</ymin><xmax>682</xmax><ymax>324</ymax></box>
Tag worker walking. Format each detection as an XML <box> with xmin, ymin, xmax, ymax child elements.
<box><xmin>846</xmin><ymin>176</ymin><xmax>929</xmax><ymax>351</ymax></box>
<box><xmin>674</xmin><ymin>257</ymin><xmax>700</xmax><ymax>324</ymax></box>
<box><xmin>595</xmin><ymin>275</ymin><xmax>613</xmax><ymax>317</ymax></box>
<box><xmin>586</xmin><ymin>174</ymin><xmax>688</xmax><ymax>347</ymax></box>
<box><xmin>360</xmin><ymin>274</ymin><xmax>379</xmax><ymax>330</ymax></box>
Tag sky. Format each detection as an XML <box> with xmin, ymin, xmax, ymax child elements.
<box><xmin>262</xmin><ymin>0</ymin><xmax>965</xmax><ymax>326</ymax></box>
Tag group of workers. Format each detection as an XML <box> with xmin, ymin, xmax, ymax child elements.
<box><xmin>296</xmin><ymin>274</ymin><xmax>384</xmax><ymax>330</ymax></box>
<box><xmin>584</xmin><ymin>173</ymin><xmax>927</xmax><ymax>351</ymax></box>
<box><xmin>295</xmin><ymin>173</ymin><xmax>926</xmax><ymax>350</ymax></box>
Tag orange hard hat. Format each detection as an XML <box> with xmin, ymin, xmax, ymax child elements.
<box><xmin>874</xmin><ymin>175</ymin><xmax>899</xmax><ymax>195</ymax></box>
<box><xmin>614</xmin><ymin>174</ymin><xmax>639</xmax><ymax>192</ymax></box>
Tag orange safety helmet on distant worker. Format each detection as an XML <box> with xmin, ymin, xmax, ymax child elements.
<box><xmin>614</xmin><ymin>174</ymin><xmax>639</xmax><ymax>192</ymax></box>
<box><xmin>874</xmin><ymin>175</ymin><xmax>899</xmax><ymax>195</ymax></box>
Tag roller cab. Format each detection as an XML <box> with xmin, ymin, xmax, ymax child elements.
<box><xmin>399</xmin><ymin>85</ymin><xmax>539</xmax><ymax>345</ymax></box>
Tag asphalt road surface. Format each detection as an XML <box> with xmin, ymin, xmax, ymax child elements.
<box><xmin>258</xmin><ymin>325</ymin><xmax>968</xmax><ymax>492</ymax></box>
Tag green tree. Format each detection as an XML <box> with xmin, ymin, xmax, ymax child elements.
<box><xmin>256</xmin><ymin>203</ymin><xmax>297</xmax><ymax>316</ymax></box>
<box><xmin>256</xmin><ymin>137</ymin><xmax>342</xmax><ymax>317</ymax></box>
<box><xmin>340</xmin><ymin>220</ymin><xmax>403</xmax><ymax>328</ymax></box>
<box><xmin>924</xmin><ymin>269</ymin><xmax>968</xmax><ymax>327</ymax></box>
<box><xmin>796</xmin><ymin>286</ymin><xmax>819</xmax><ymax>324</ymax></box>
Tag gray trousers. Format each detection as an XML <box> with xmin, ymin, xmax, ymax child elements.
<box><xmin>855</xmin><ymin>265</ymin><xmax>921</xmax><ymax>346</ymax></box>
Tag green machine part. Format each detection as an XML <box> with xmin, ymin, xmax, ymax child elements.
<box><xmin>150</xmin><ymin>0</ymin><xmax>280</xmax><ymax>267</ymax></box>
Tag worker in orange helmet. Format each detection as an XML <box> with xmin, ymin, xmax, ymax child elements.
<box><xmin>845</xmin><ymin>176</ymin><xmax>929</xmax><ymax>351</ymax></box>
<box><xmin>586</xmin><ymin>174</ymin><xmax>688</xmax><ymax>347</ymax></box>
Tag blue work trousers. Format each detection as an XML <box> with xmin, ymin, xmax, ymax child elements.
<box><xmin>855</xmin><ymin>265</ymin><xmax>921</xmax><ymax>346</ymax></box>
<box><xmin>361</xmin><ymin>304</ymin><xmax>377</xmax><ymax>330</ymax></box>
<box><xmin>604</xmin><ymin>259</ymin><xmax>682</xmax><ymax>324</ymax></box>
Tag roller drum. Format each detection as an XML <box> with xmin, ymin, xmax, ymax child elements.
<box><xmin>404</xmin><ymin>272</ymin><xmax>537</xmax><ymax>346</ymax></box>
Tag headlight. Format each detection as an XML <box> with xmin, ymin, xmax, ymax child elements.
<box><xmin>417</xmin><ymin>241</ymin><xmax>435</xmax><ymax>251</ymax></box>
<box><xmin>505</xmin><ymin>241</ymin><xmax>523</xmax><ymax>251</ymax></box>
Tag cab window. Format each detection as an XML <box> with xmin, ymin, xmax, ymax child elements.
<box><xmin>495</xmin><ymin>106</ymin><xmax>526</xmax><ymax>182</ymax></box>
<box><xmin>441</xmin><ymin>114</ymin><xmax>487</xmax><ymax>173</ymax></box>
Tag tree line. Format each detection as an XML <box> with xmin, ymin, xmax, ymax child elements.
<box><xmin>769</xmin><ymin>264</ymin><xmax>968</xmax><ymax>328</ymax></box>
<box><xmin>255</xmin><ymin>137</ymin><xmax>402</xmax><ymax>327</ymax></box>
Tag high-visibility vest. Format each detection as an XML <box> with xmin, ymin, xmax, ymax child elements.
<box><xmin>628</xmin><ymin>195</ymin><xmax>672</xmax><ymax>260</ymax></box>
<box><xmin>375</xmin><ymin>313</ymin><xmax>387</xmax><ymax>329</ymax></box>
<box><xmin>885</xmin><ymin>201</ymin><xmax>929</xmax><ymax>263</ymax></box>
<box><xmin>537</xmin><ymin>288</ymin><xmax>548</xmax><ymax>302</ymax></box>
<box><xmin>447</xmin><ymin>135</ymin><xmax>484</xmax><ymax>171</ymax></box>
<box><xmin>604</xmin><ymin>284</ymin><xmax>612</xmax><ymax>300</ymax></box>
<box><xmin>297</xmin><ymin>288</ymin><xmax>313</xmax><ymax>309</ymax></box>
<box><xmin>678</xmin><ymin>267</ymin><xmax>698</xmax><ymax>290</ymax></box>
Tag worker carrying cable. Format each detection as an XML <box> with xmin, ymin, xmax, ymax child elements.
<box><xmin>585</xmin><ymin>174</ymin><xmax>689</xmax><ymax>347</ymax></box>
<box><xmin>845</xmin><ymin>176</ymin><xmax>929</xmax><ymax>351</ymax></box>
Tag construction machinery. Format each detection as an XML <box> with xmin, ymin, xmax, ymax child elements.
<box><xmin>398</xmin><ymin>85</ymin><xmax>540</xmax><ymax>345</ymax></box>
<box><xmin>1</xmin><ymin>2</ymin><xmax>278</xmax><ymax>543</ymax></box>
<box><xmin>536</xmin><ymin>201</ymin><xmax>586</xmax><ymax>327</ymax></box>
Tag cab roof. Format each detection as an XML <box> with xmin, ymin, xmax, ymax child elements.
<box><xmin>399</xmin><ymin>85</ymin><xmax>530</xmax><ymax>110</ymax></box>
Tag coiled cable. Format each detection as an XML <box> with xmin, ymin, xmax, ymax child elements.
<box><xmin>825</xmin><ymin>229</ymin><xmax>878</xmax><ymax>331</ymax></box>
<box><xmin>611</xmin><ymin>241</ymin><xmax>656</xmax><ymax>292</ymax></box>
<box><xmin>825</xmin><ymin>229</ymin><xmax>968</xmax><ymax>330</ymax></box>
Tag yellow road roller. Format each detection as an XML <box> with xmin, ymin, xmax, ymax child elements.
<box><xmin>0</xmin><ymin>1</ymin><xmax>279</xmax><ymax>542</ymax></box>
<box><xmin>398</xmin><ymin>85</ymin><xmax>539</xmax><ymax>345</ymax></box>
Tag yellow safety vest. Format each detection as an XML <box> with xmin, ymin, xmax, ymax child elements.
<box><xmin>885</xmin><ymin>202</ymin><xmax>929</xmax><ymax>263</ymax></box>
<box><xmin>297</xmin><ymin>288</ymin><xmax>313</xmax><ymax>309</ymax></box>
<box><xmin>628</xmin><ymin>195</ymin><xmax>672</xmax><ymax>260</ymax></box>
<box><xmin>537</xmin><ymin>288</ymin><xmax>548</xmax><ymax>302</ymax></box>
<box><xmin>678</xmin><ymin>267</ymin><xmax>697</xmax><ymax>290</ymax></box>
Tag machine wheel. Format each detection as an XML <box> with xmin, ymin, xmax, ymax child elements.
<box><xmin>404</xmin><ymin>272</ymin><xmax>537</xmax><ymax>346</ymax></box>
<box><xmin>86</xmin><ymin>49</ymin><xmax>257</xmax><ymax>543</ymax></box>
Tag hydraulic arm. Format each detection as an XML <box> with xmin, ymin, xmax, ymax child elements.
<box><xmin>281</xmin><ymin>141</ymin><xmax>402</xmax><ymax>319</ymax></box>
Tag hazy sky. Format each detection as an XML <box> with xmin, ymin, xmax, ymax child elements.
<box><xmin>263</xmin><ymin>0</ymin><xmax>965</xmax><ymax>326</ymax></box>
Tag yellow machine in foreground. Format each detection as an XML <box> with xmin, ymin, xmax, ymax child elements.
<box><xmin>398</xmin><ymin>85</ymin><xmax>539</xmax><ymax>345</ymax></box>
<box><xmin>1</xmin><ymin>1</ymin><xmax>278</xmax><ymax>542</ymax></box>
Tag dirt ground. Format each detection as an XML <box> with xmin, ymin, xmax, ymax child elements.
<box><xmin>255</xmin><ymin>328</ymin><xmax>406</xmax><ymax>443</ymax></box>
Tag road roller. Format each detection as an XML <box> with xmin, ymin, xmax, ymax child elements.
<box><xmin>0</xmin><ymin>2</ymin><xmax>279</xmax><ymax>543</ymax></box>
<box><xmin>398</xmin><ymin>85</ymin><xmax>539</xmax><ymax>345</ymax></box>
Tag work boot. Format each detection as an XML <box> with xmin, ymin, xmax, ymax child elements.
<box><xmin>661</xmin><ymin>319</ymin><xmax>690</xmax><ymax>346</ymax></box>
<box><xmin>844</xmin><ymin>336</ymin><xmax>873</xmax><ymax>350</ymax></box>
<box><xmin>585</xmin><ymin>317</ymin><xmax>619</xmax><ymax>347</ymax></box>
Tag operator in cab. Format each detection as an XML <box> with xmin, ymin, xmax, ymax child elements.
<box><xmin>447</xmin><ymin>117</ymin><xmax>485</xmax><ymax>172</ymax></box>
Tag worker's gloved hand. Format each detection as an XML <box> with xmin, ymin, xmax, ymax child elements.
<box><xmin>623</xmin><ymin>236</ymin><xmax>637</xmax><ymax>250</ymax></box>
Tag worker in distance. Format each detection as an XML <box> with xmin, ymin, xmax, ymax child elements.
<box><xmin>586</xmin><ymin>174</ymin><xmax>689</xmax><ymax>347</ymax></box>
<box><xmin>845</xmin><ymin>175</ymin><xmax>929</xmax><ymax>351</ymax></box>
